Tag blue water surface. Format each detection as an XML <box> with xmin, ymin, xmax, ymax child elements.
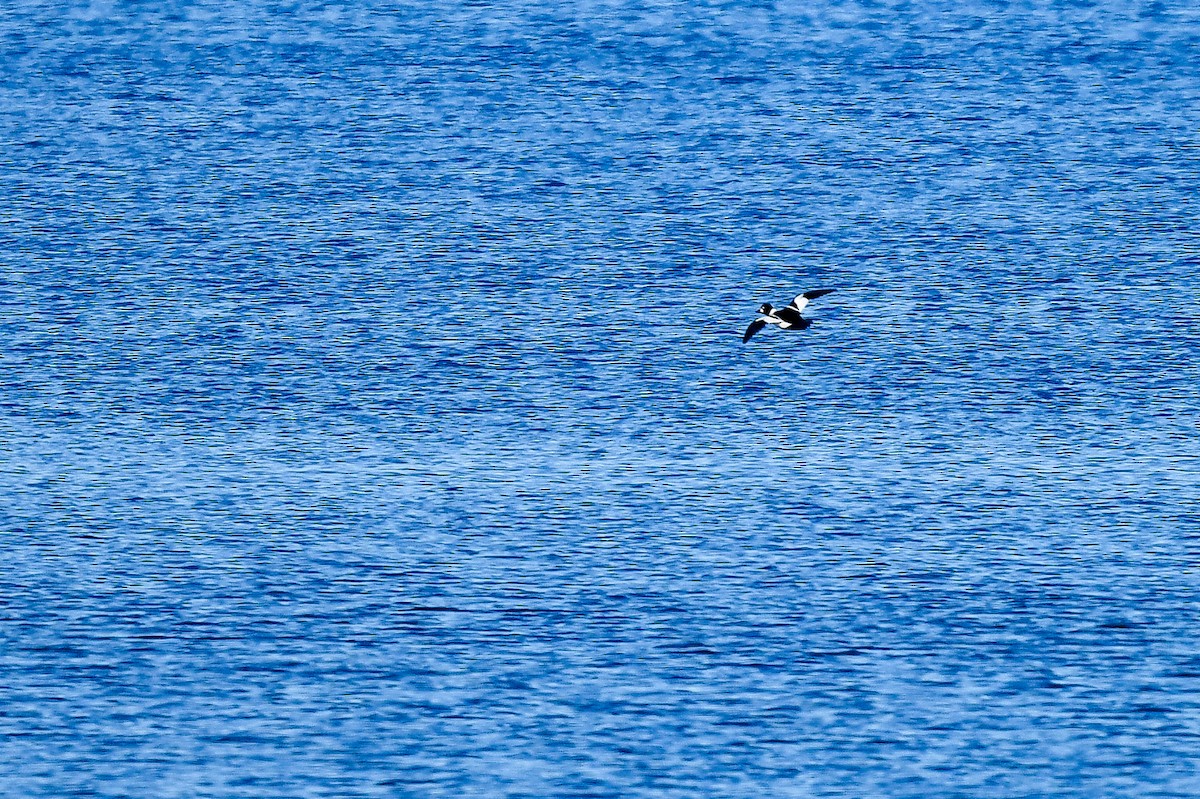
<box><xmin>3</xmin><ymin>0</ymin><xmax>1200</xmax><ymax>796</ymax></box>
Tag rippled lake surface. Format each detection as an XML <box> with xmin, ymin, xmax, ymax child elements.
<box><xmin>4</xmin><ymin>1</ymin><xmax>1200</xmax><ymax>796</ymax></box>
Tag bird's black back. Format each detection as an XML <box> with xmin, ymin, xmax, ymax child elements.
<box><xmin>773</xmin><ymin>307</ymin><xmax>806</xmax><ymax>326</ymax></box>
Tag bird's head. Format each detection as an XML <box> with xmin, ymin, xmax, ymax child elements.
<box><xmin>757</xmin><ymin>303</ymin><xmax>773</xmax><ymax>315</ymax></box>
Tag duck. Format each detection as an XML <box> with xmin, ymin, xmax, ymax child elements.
<box><xmin>743</xmin><ymin>289</ymin><xmax>836</xmax><ymax>343</ymax></box>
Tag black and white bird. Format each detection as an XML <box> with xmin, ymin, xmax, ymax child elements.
<box><xmin>742</xmin><ymin>289</ymin><xmax>836</xmax><ymax>343</ymax></box>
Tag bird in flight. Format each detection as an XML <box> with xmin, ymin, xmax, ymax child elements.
<box><xmin>743</xmin><ymin>289</ymin><xmax>836</xmax><ymax>343</ymax></box>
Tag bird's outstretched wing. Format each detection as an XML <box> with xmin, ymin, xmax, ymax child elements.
<box><xmin>742</xmin><ymin>319</ymin><xmax>767</xmax><ymax>343</ymax></box>
<box><xmin>788</xmin><ymin>288</ymin><xmax>836</xmax><ymax>312</ymax></box>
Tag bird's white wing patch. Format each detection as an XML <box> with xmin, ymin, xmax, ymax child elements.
<box><xmin>789</xmin><ymin>294</ymin><xmax>810</xmax><ymax>312</ymax></box>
